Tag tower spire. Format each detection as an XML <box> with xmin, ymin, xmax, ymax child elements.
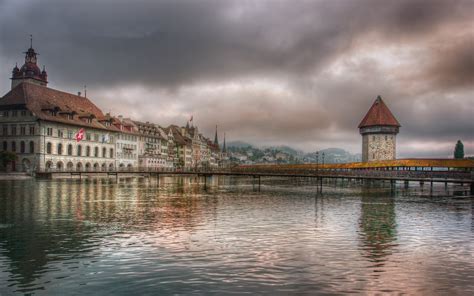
<box><xmin>214</xmin><ymin>125</ymin><xmax>219</xmax><ymax>146</ymax></box>
<box><xmin>222</xmin><ymin>133</ymin><xmax>226</xmax><ymax>153</ymax></box>
<box><xmin>11</xmin><ymin>38</ymin><xmax>48</xmax><ymax>89</ymax></box>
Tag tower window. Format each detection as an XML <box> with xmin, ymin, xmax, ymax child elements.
<box><xmin>385</xmin><ymin>135</ymin><xmax>387</xmax><ymax>141</ymax></box>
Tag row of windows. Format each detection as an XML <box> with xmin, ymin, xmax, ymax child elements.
<box><xmin>45</xmin><ymin>127</ymin><xmax>114</xmax><ymax>143</ymax></box>
<box><xmin>45</xmin><ymin>143</ymin><xmax>114</xmax><ymax>158</ymax></box>
<box><xmin>1</xmin><ymin>124</ymin><xmax>35</xmax><ymax>136</ymax></box>
<box><xmin>116</xmin><ymin>152</ymin><xmax>137</xmax><ymax>159</ymax></box>
<box><xmin>2</xmin><ymin>141</ymin><xmax>35</xmax><ymax>154</ymax></box>
<box><xmin>118</xmin><ymin>134</ymin><xmax>137</xmax><ymax>141</ymax></box>
<box><xmin>117</xmin><ymin>143</ymin><xmax>137</xmax><ymax>150</ymax></box>
<box><xmin>2</xmin><ymin>110</ymin><xmax>32</xmax><ymax>118</ymax></box>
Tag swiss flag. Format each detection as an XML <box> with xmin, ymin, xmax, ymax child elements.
<box><xmin>75</xmin><ymin>128</ymin><xmax>85</xmax><ymax>142</ymax></box>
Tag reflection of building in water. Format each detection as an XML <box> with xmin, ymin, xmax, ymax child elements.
<box><xmin>358</xmin><ymin>190</ymin><xmax>397</xmax><ymax>265</ymax></box>
<box><xmin>0</xmin><ymin>180</ymin><xmax>95</xmax><ymax>288</ymax></box>
<box><xmin>0</xmin><ymin>178</ymin><xmax>215</xmax><ymax>290</ymax></box>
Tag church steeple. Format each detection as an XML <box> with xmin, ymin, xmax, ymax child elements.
<box><xmin>222</xmin><ymin>133</ymin><xmax>227</xmax><ymax>153</ymax></box>
<box><xmin>214</xmin><ymin>125</ymin><xmax>219</xmax><ymax>146</ymax></box>
<box><xmin>11</xmin><ymin>36</ymin><xmax>48</xmax><ymax>89</ymax></box>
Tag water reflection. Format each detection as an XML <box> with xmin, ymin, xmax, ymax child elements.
<box><xmin>0</xmin><ymin>178</ymin><xmax>473</xmax><ymax>294</ymax></box>
<box><xmin>358</xmin><ymin>187</ymin><xmax>397</xmax><ymax>268</ymax></box>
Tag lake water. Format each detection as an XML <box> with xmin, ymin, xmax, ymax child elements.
<box><xmin>0</xmin><ymin>177</ymin><xmax>473</xmax><ymax>295</ymax></box>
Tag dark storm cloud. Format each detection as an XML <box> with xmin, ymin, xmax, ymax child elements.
<box><xmin>2</xmin><ymin>0</ymin><xmax>470</xmax><ymax>88</ymax></box>
<box><xmin>0</xmin><ymin>0</ymin><xmax>472</xmax><ymax>156</ymax></box>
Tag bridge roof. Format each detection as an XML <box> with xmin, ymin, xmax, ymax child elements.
<box><xmin>238</xmin><ymin>159</ymin><xmax>474</xmax><ymax>170</ymax></box>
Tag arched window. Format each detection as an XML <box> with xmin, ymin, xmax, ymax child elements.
<box><xmin>86</xmin><ymin>146</ymin><xmax>91</xmax><ymax>157</ymax></box>
<box><xmin>11</xmin><ymin>141</ymin><xmax>16</xmax><ymax>152</ymax></box>
<box><xmin>47</xmin><ymin>142</ymin><xmax>52</xmax><ymax>154</ymax></box>
<box><xmin>110</xmin><ymin>148</ymin><xmax>114</xmax><ymax>158</ymax></box>
<box><xmin>29</xmin><ymin>141</ymin><xmax>34</xmax><ymax>153</ymax></box>
<box><xmin>94</xmin><ymin>147</ymin><xmax>99</xmax><ymax>157</ymax></box>
<box><xmin>57</xmin><ymin>143</ymin><xmax>63</xmax><ymax>155</ymax></box>
<box><xmin>77</xmin><ymin>145</ymin><xmax>82</xmax><ymax>156</ymax></box>
<box><xmin>67</xmin><ymin>144</ymin><xmax>73</xmax><ymax>155</ymax></box>
<box><xmin>102</xmin><ymin>147</ymin><xmax>107</xmax><ymax>158</ymax></box>
<box><xmin>2</xmin><ymin>141</ymin><xmax>7</xmax><ymax>151</ymax></box>
<box><xmin>20</xmin><ymin>141</ymin><xmax>25</xmax><ymax>153</ymax></box>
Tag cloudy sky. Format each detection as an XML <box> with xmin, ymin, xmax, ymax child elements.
<box><xmin>0</xmin><ymin>0</ymin><xmax>472</xmax><ymax>157</ymax></box>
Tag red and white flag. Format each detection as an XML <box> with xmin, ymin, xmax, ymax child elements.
<box><xmin>75</xmin><ymin>128</ymin><xmax>85</xmax><ymax>142</ymax></box>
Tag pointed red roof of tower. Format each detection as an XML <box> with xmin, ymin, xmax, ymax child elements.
<box><xmin>358</xmin><ymin>96</ymin><xmax>400</xmax><ymax>128</ymax></box>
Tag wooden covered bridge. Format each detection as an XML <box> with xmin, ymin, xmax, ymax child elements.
<box><xmin>36</xmin><ymin>158</ymin><xmax>474</xmax><ymax>194</ymax></box>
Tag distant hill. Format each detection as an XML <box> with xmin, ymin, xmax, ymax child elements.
<box><xmin>227</xmin><ymin>141</ymin><xmax>254</xmax><ymax>148</ymax></box>
<box><xmin>304</xmin><ymin>148</ymin><xmax>361</xmax><ymax>163</ymax></box>
<box><xmin>264</xmin><ymin>145</ymin><xmax>305</xmax><ymax>156</ymax></box>
<box><xmin>226</xmin><ymin>142</ymin><xmax>361</xmax><ymax>164</ymax></box>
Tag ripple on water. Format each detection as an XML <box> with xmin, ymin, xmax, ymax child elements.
<box><xmin>0</xmin><ymin>178</ymin><xmax>473</xmax><ymax>295</ymax></box>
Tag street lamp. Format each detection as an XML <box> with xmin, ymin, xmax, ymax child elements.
<box><xmin>316</xmin><ymin>151</ymin><xmax>319</xmax><ymax>173</ymax></box>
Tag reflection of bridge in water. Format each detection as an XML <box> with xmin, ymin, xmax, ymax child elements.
<box><xmin>36</xmin><ymin>159</ymin><xmax>474</xmax><ymax>194</ymax></box>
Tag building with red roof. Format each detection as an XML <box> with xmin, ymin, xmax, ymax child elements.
<box><xmin>359</xmin><ymin>96</ymin><xmax>400</xmax><ymax>162</ymax></box>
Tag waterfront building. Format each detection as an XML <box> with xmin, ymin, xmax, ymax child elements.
<box><xmin>112</xmin><ymin>116</ymin><xmax>139</xmax><ymax>169</ymax></box>
<box><xmin>167</xmin><ymin>125</ymin><xmax>189</xmax><ymax>169</ymax></box>
<box><xmin>135</xmin><ymin>121</ymin><xmax>167</xmax><ymax>169</ymax></box>
<box><xmin>0</xmin><ymin>42</ymin><xmax>225</xmax><ymax>172</ymax></box>
<box><xmin>0</xmin><ymin>45</ymin><xmax>117</xmax><ymax>172</ymax></box>
<box><xmin>359</xmin><ymin>96</ymin><xmax>400</xmax><ymax>162</ymax></box>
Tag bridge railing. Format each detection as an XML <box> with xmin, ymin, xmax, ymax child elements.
<box><xmin>35</xmin><ymin>167</ymin><xmax>472</xmax><ymax>180</ymax></box>
<box><xmin>230</xmin><ymin>167</ymin><xmax>472</xmax><ymax>180</ymax></box>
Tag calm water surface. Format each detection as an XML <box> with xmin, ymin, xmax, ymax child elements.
<box><xmin>0</xmin><ymin>177</ymin><xmax>473</xmax><ymax>295</ymax></box>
